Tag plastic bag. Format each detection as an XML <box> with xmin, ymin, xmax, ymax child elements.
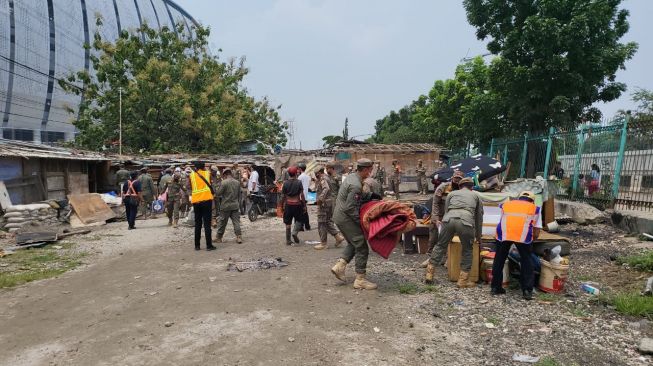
<box><xmin>158</xmin><ymin>189</ymin><xmax>168</xmax><ymax>202</ymax></box>
<box><xmin>550</xmin><ymin>245</ymin><xmax>562</xmax><ymax>265</ymax></box>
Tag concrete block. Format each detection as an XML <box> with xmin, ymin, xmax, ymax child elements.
<box><xmin>555</xmin><ymin>200</ymin><xmax>606</xmax><ymax>225</ymax></box>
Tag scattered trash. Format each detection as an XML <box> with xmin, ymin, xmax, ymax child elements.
<box><xmin>288</xmin><ymin>337</ymin><xmax>295</xmax><ymax>342</ymax></box>
<box><xmin>512</xmin><ymin>353</ymin><xmax>540</xmax><ymax>363</ymax></box>
<box><xmin>484</xmin><ymin>323</ymin><xmax>496</xmax><ymax>329</ymax></box>
<box><xmin>373</xmin><ymin>327</ymin><xmax>380</xmax><ymax>333</ymax></box>
<box><xmin>16</xmin><ymin>231</ymin><xmax>58</xmax><ymax>246</ymax></box>
<box><xmin>134</xmin><ymin>276</ymin><xmax>141</xmax><ymax>279</ymax></box>
<box><xmin>52</xmin><ymin>245</ymin><xmax>63</xmax><ymax>249</ymax></box>
<box><xmin>305</xmin><ymin>240</ymin><xmax>321</xmax><ymax>245</ymax></box>
<box><xmin>209</xmin><ymin>276</ymin><xmax>217</xmax><ymax>282</ymax></box>
<box><xmin>164</xmin><ymin>321</ymin><xmax>174</xmax><ymax>328</ymax></box>
<box><xmin>227</xmin><ymin>257</ymin><xmax>289</xmax><ymax>272</ymax></box>
<box><xmin>643</xmin><ymin>233</ymin><xmax>653</xmax><ymax>241</ymax></box>
<box><xmin>147</xmin><ymin>291</ymin><xmax>158</xmax><ymax>296</ymax></box>
<box><xmin>643</xmin><ymin>276</ymin><xmax>653</xmax><ymax>297</ymax></box>
<box><xmin>581</xmin><ymin>283</ymin><xmax>601</xmax><ymax>295</ymax></box>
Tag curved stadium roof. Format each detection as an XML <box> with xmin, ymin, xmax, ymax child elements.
<box><xmin>0</xmin><ymin>0</ymin><xmax>198</xmax><ymax>144</ymax></box>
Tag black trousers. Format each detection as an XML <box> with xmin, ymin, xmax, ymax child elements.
<box><xmin>491</xmin><ymin>240</ymin><xmax>534</xmax><ymax>292</ymax></box>
<box><xmin>193</xmin><ymin>200</ymin><xmax>213</xmax><ymax>248</ymax></box>
<box><xmin>124</xmin><ymin>197</ymin><xmax>138</xmax><ymax>228</ymax></box>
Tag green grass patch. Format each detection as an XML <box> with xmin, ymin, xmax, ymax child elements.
<box><xmin>537</xmin><ymin>292</ymin><xmax>558</xmax><ymax>302</ymax></box>
<box><xmin>0</xmin><ymin>245</ymin><xmax>85</xmax><ymax>289</ymax></box>
<box><xmin>397</xmin><ymin>283</ymin><xmax>439</xmax><ymax>295</ymax></box>
<box><xmin>609</xmin><ymin>292</ymin><xmax>653</xmax><ymax>320</ymax></box>
<box><xmin>616</xmin><ymin>251</ymin><xmax>653</xmax><ymax>272</ymax></box>
<box><xmin>536</xmin><ymin>357</ymin><xmax>562</xmax><ymax>366</ymax></box>
<box><xmin>486</xmin><ymin>316</ymin><xmax>501</xmax><ymax>326</ymax></box>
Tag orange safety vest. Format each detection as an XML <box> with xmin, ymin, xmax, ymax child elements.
<box><xmin>496</xmin><ymin>199</ymin><xmax>539</xmax><ymax>244</ymax></box>
<box><xmin>189</xmin><ymin>170</ymin><xmax>213</xmax><ymax>204</ymax></box>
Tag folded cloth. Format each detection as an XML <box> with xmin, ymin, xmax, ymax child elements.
<box><xmin>360</xmin><ymin>200</ymin><xmax>417</xmax><ymax>259</ymax></box>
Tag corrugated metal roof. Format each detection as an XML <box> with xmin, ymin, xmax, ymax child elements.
<box><xmin>325</xmin><ymin>142</ymin><xmax>442</xmax><ymax>153</ymax></box>
<box><xmin>0</xmin><ymin>139</ymin><xmax>108</xmax><ymax>161</ymax></box>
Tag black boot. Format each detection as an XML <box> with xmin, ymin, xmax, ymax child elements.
<box><xmin>292</xmin><ymin>233</ymin><xmax>300</xmax><ymax>244</ymax></box>
<box><xmin>522</xmin><ymin>290</ymin><xmax>533</xmax><ymax>301</ymax></box>
<box><xmin>491</xmin><ymin>287</ymin><xmax>506</xmax><ymax>296</ymax></box>
<box><xmin>285</xmin><ymin>228</ymin><xmax>292</xmax><ymax>245</ymax></box>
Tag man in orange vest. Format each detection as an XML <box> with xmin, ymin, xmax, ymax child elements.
<box><xmin>188</xmin><ymin>161</ymin><xmax>216</xmax><ymax>251</ymax></box>
<box><xmin>491</xmin><ymin>191</ymin><xmax>542</xmax><ymax>300</ymax></box>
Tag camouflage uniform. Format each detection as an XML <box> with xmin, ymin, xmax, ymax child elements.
<box><xmin>317</xmin><ymin>174</ymin><xmax>341</xmax><ymax>243</ymax></box>
<box><xmin>416</xmin><ymin>164</ymin><xmax>427</xmax><ymax>195</ymax></box>
<box><xmin>216</xmin><ymin>176</ymin><xmax>242</xmax><ymax>239</ymax></box>
<box><xmin>179</xmin><ymin>174</ymin><xmax>191</xmax><ymax>217</ymax></box>
<box><xmin>138</xmin><ymin>172</ymin><xmax>156</xmax><ymax>218</ymax></box>
<box><xmin>334</xmin><ymin>172</ymin><xmax>371</xmax><ymax>274</ymax></box>
<box><xmin>390</xmin><ymin>163</ymin><xmax>401</xmax><ymax>199</ymax></box>
<box><xmin>165</xmin><ymin>177</ymin><xmax>186</xmax><ymax>225</ymax></box>
<box><xmin>363</xmin><ymin>177</ymin><xmax>383</xmax><ymax>197</ymax></box>
<box><xmin>428</xmin><ymin>182</ymin><xmax>454</xmax><ymax>253</ymax></box>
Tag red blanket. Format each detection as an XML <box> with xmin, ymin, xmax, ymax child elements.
<box><xmin>360</xmin><ymin>200</ymin><xmax>417</xmax><ymax>259</ymax></box>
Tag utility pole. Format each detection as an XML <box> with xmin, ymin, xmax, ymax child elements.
<box><xmin>119</xmin><ymin>87</ymin><xmax>122</xmax><ymax>157</ymax></box>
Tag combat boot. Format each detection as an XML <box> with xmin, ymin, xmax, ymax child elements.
<box><xmin>215</xmin><ymin>235</ymin><xmax>223</xmax><ymax>244</ymax></box>
<box><xmin>173</xmin><ymin>219</ymin><xmax>178</xmax><ymax>228</ymax></box>
<box><xmin>331</xmin><ymin>258</ymin><xmax>348</xmax><ymax>282</ymax></box>
<box><xmin>236</xmin><ymin>236</ymin><xmax>243</xmax><ymax>244</ymax></box>
<box><xmin>285</xmin><ymin>228</ymin><xmax>292</xmax><ymax>246</ymax></box>
<box><xmin>334</xmin><ymin>234</ymin><xmax>345</xmax><ymax>248</ymax></box>
<box><xmin>353</xmin><ymin>273</ymin><xmax>378</xmax><ymax>290</ymax></box>
<box><xmin>424</xmin><ymin>262</ymin><xmax>436</xmax><ymax>284</ymax></box>
<box><xmin>168</xmin><ymin>219</ymin><xmax>173</xmax><ymax>226</ymax></box>
<box><xmin>420</xmin><ymin>258</ymin><xmax>430</xmax><ymax>268</ymax></box>
<box><xmin>292</xmin><ymin>233</ymin><xmax>300</xmax><ymax>244</ymax></box>
<box><xmin>457</xmin><ymin>271</ymin><xmax>475</xmax><ymax>288</ymax></box>
<box><xmin>314</xmin><ymin>242</ymin><xmax>328</xmax><ymax>250</ymax></box>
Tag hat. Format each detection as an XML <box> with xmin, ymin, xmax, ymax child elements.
<box><xmin>175</xmin><ymin>167</ymin><xmax>182</xmax><ymax>172</ymax></box>
<box><xmin>211</xmin><ymin>165</ymin><xmax>219</xmax><ymax>171</ymax></box>
<box><xmin>193</xmin><ymin>161</ymin><xmax>205</xmax><ymax>169</ymax></box>
<box><xmin>452</xmin><ymin>170</ymin><xmax>465</xmax><ymax>179</ymax></box>
<box><xmin>222</xmin><ymin>168</ymin><xmax>232</xmax><ymax>175</ymax></box>
<box><xmin>287</xmin><ymin>166</ymin><xmax>298</xmax><ymax>176</ymax></box>
<box><xmin>519</xmin><ymin>191</ymin><xmax>536</xmax><ymax>201</ymax></box>
<box><xmin>297</xmin><ymin>162</ymin><xmax>307</xmax><ymax>170</ymax></box>
<box><xmin>356</xmin><ymin>158</ymin><xmax>373</xmax><ymax>168</ymax></box>
<box><xmin>140</xmin><ymin>167</ymin><xmax>147</xmax><ymax>172</ymax></box>
<box><xmin>459</xmin><ymin>177</ymin><xmax>474</xmax><ymax>185</ymax></box>
<box><xmin>418</xmin><ymin>159</ymin><xmax>423</xmax><ymax>163</ymax></box>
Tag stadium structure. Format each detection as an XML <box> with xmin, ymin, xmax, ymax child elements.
<box><xmin>0</xmin><ymin>0</ymin><xmax>198</xmax><ymax>144</ymax></box>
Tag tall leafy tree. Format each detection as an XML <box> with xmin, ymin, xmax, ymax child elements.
<box><xmin>60</xmin><ymin>20</ymin><xmax>287</xmax><ymax>153</ymax></box>
<box><xmin>343</xmin><ymin>117</ymin><xmax>350</xmax><ymax>140</ymax></box>
<box><xmin>464</xmin><ymin>0</ymin><xmax>638</xmax><ymax>133</ymax></box>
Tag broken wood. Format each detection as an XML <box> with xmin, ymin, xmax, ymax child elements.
<box><xmin>16</xmin><ymin>231</ymin><xmax>58</xmax><ymax>246</ymax></box>
<box><xmin>57</xmin><ymin>229</ymin><xmax>92</xmax><ymax>239</ymax></box>
<box><xmin>68</xmin><ymin>193</ymin><xmax>115</xmax><ymax>225</ymax></box>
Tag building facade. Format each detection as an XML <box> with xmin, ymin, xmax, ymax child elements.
<box><xmin>0</xmin><ymin>0</ymin><xmax>198</xmax><ymax>144</ymax></box>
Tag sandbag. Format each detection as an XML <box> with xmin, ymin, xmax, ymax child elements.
<box><xmin>2</xmin><ymin>211</ymin><xmax>24</xmax><ymax>218</ymax></box>
<box><xmin>5</xmin><ymin>203</ymin><xmax>51</xmax><ymax>212</ymax></box>
<box><xmin>6</xmin><ymin>217</ymin><xmax>29</xmax><ymax>224</ymax></box>
<box><xmin>3</xmin><ymin>222</ymin><xmax>29</xmax><ymax>229</ymax></box>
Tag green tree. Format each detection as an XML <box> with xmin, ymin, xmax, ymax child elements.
<box><xmin>343</xmin><ymin>117</ymin><xmax>350</xmax><ymax>140</ymax></box>
<box><xmin>464</xmin><ymin>0</ymin><xmax>638</xmax><ymax>134</ymax></box>
<box><xmin>322</xmin><ymin>135</ymin><xmax>343</xmax><ymax>147</ymax></box>
<box><xmin>59</xmin><ymin>20</ymin><xmax>287</xmax><ymax>153</ymax></box>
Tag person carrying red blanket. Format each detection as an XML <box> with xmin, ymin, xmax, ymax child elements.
<box><xmin>360</xmin><ymin>200</ymin><xmax>417</xmax><ymax>259</ymax></box>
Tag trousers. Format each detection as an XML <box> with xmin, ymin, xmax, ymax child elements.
<box><xmin>166</xmin><ymin>199</ymin><xmax>180</xmax><ymax>222</ymax></box>
<box><xmin>429</xmin><ymin>218</ymin><xmax>475</xmax><ymax>271</ymax></box>
<box><xmin>193</xmin><ymin>200</ymin><xmax>213</xmax><ymax>248</ymax></box>
<box><xmin>317</xmin><ymin>204</ymin><xmax>340</xmax><ymax>242</ymax></box>
<box><xmin>337</xmin><ymin>220</ymin><xmax>369</xmax><ymax>274</ymax></box>
<box><xmin>492</xmin><ymin>241</ymin><xmax>534</xmax><ymax>292</ymax></box>
<box><xmin>124</xmin><ymin>197</ymin><xmax>138</xmax><ymax>228</ymax></box>
<box><xmin>217</xmin><ymin>209</ymin><xmax>242</xmax><ymax>236</ymax></box>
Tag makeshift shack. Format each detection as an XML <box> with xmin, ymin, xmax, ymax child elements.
<box><xmin>0</xmin><ymin>139</ymin><xmax>110</xmax><ymax>207</ymax></box>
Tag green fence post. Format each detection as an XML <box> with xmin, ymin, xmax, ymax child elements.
<box><xmin>502</xmin><ymin>144</ymin><xmax>508</xmax><ymax>166</ymax></box>
<box><xmin>542</xmin><ymin>127</ymin><xmax>555</xmax><ymax>179</ymax></box>
<box><xmin>612</xmin><ymin>114</ymin><xmax>630</xmax><ymax>199</ymax></box>
<box><xmin>489</xmin><ymin>138</ymin><xmax>495</xmax><ymax>157</ymax></box>
<box><xmin>520</xmin><ymin>132</ymin><xmax>528</xmax><ymax>178</ymax></box>
<box><xmin>571</xmin><ymin>125</ymin><xmax>586</xmax><ymax>198</ymax></box>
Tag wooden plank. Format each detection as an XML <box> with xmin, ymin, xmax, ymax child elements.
<box><xmin>70</xmin><ymin>212</ymin><xmax>106</xmax><ymax>228</ymax></box>
<box><xmin>0</xmin><ymin>181</ymin><xmax>12</xmax><ymax>209</ymax></box>
<box><xmin>68</xmin><ymin>193</ymin><xmax>115</xmax><ymax>224</ymax></box>
<box><xmin>16</xmin><ymin>231</ymin><xmax>58</xmax><ymax>245</ymax></box>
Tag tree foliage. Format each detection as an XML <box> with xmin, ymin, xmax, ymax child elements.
<box><xmin>464</xmin><ymin>0</ymin><xmax>638</xmax><ymax>133</ymax></box>
<box><xmin>59</xmin><ymin>20</ymin><xmax>287</xmax><ymax>154</ymax></box>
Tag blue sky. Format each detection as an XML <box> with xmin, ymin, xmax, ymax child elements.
<box><xmin>178</xmin><ymin>0</ymin><xmax>653</xmax><ymax>149</ymax></box>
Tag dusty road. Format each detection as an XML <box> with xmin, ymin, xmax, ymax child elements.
<box><xmin>0</xmin><ymin>212</ymin><xmax>651</xmax><ymax>365</ymax></box>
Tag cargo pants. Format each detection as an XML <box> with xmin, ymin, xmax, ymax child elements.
<box><xmin>336</xmin><ymin>220</ymin><xmax>369</xmax><ymax>274</ymax></box>
<box><xmin>317</xmin><ymin>204</ymin><xmax>340</xmax><ymax>242</ymax></box>
<box><xmin>429</xmin><ymin>218</ymin><xmax>475</xmax><ymax>272</ymax></box>
<box><xmin>217</xmin><ymin>209</ymin><xmax>242</xmax><ymax>237</ymax></box>
<box><xmin>166</xmin><ymin>199</ymin><xmax>180</xmax><ymax>223</ymax></box>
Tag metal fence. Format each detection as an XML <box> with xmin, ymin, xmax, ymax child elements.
<box><xmin>487</xmin><ymin>117</ymin><xmax>653</xmax><ymax>211</ymax></box>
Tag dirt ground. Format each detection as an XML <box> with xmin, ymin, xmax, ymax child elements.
<box><xmin>1</xmin><ymin>206</ymin><xmax>652</xmax><ymax>366</ymax></box>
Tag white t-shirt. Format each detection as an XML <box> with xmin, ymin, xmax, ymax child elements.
<box><xmin>248</xmin><ymin>170</ymin><xmax>260</xmax><ymax>193</ymax></box>
<box><xmin>298</xmin><ymin>172</ymin><xmax>310</xmax><ymax>199</ymax></box>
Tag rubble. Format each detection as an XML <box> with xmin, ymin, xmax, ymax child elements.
<box><xmin>226</xmin><ymin>257</ymin><xmax>289</xmax><ymax>272</ymax></box>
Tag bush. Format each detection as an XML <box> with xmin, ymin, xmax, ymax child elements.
<box><xmin>611</xmin><ymin>292</ymin><xmax>653</xmax><ymax>319</ymax></box>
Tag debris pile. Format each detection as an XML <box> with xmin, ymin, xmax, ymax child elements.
<box><xmin>0</xmin><ymin>203</ymin><xmax>63</xmax><ymax>233</ymax></box>
<box><xmin>227</xmin><ymin>257</ymin><xmax>289</xmax><ymax>272</ymax></box>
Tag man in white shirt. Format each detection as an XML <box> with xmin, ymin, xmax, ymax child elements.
<box><xmin>297</xmin><ymin>163</ymin><xmax>312</xmax><ymax>230</ymax></box>
<box><xmin>247</xmin><ymin>166</ymin><xmax>260</xmax><ymax>195</ymax></box>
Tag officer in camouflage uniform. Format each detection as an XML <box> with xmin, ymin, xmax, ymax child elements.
<box><xmin>215</xmin><ymin>168</ymin><xmax>243</xmax><ymax>244</ymax></box>
<box><xmin>116</xmin><ymin>164</ymin><xmax>130</xmax><ymax>192</ymax></box>
<box><xmin>179</xmin><ymin>167</ymin><xmax>191</xmax><ymax>218</ymax></box>
<box><xmin>165</xmin><ymin>171</ymin><xmax>187</xmax><ymax>228</ymax></box>
<box><xmin>314</xmin><ymin>164</ymin><xmax>345</xmax><ymax>250</ymax></box>
<box><xmin>390</xmin><ymin>159</ymin><xmax>402</xmax><ymax>199</ymax></box>
<box><xmin>211</xmin><ymin>166</ymin><xmax>222</xmax><ymax>228</ymax></box>
<box><xmin>138</xmin><ymin>167</ymin><xmax>156</xmax><ymax>219</ymax></box>
<box><xmin>373</xmin><ymin>161</ymin><xmax>385</xmax><ymax>191</ymax></box>
<box><xmin>416</xmin><ymin>159</ymin><xmax>428</xmax><ymax>195</ymax></box>
<box><xmin>330</xmin><ymin>158</ymin><xmax>378</xmax><ymax>290</ymax></box>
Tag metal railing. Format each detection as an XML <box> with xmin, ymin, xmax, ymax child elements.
<box><xmin>486</xmin><ymin>116</ymin><xmax>653</xmax><ymax>211</ymax></box>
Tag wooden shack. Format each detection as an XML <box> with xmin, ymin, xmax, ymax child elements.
<box><xmin>0</xmin><ymin>139</ymin><xmax>109</xmax><ymax>206</ymax></box>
